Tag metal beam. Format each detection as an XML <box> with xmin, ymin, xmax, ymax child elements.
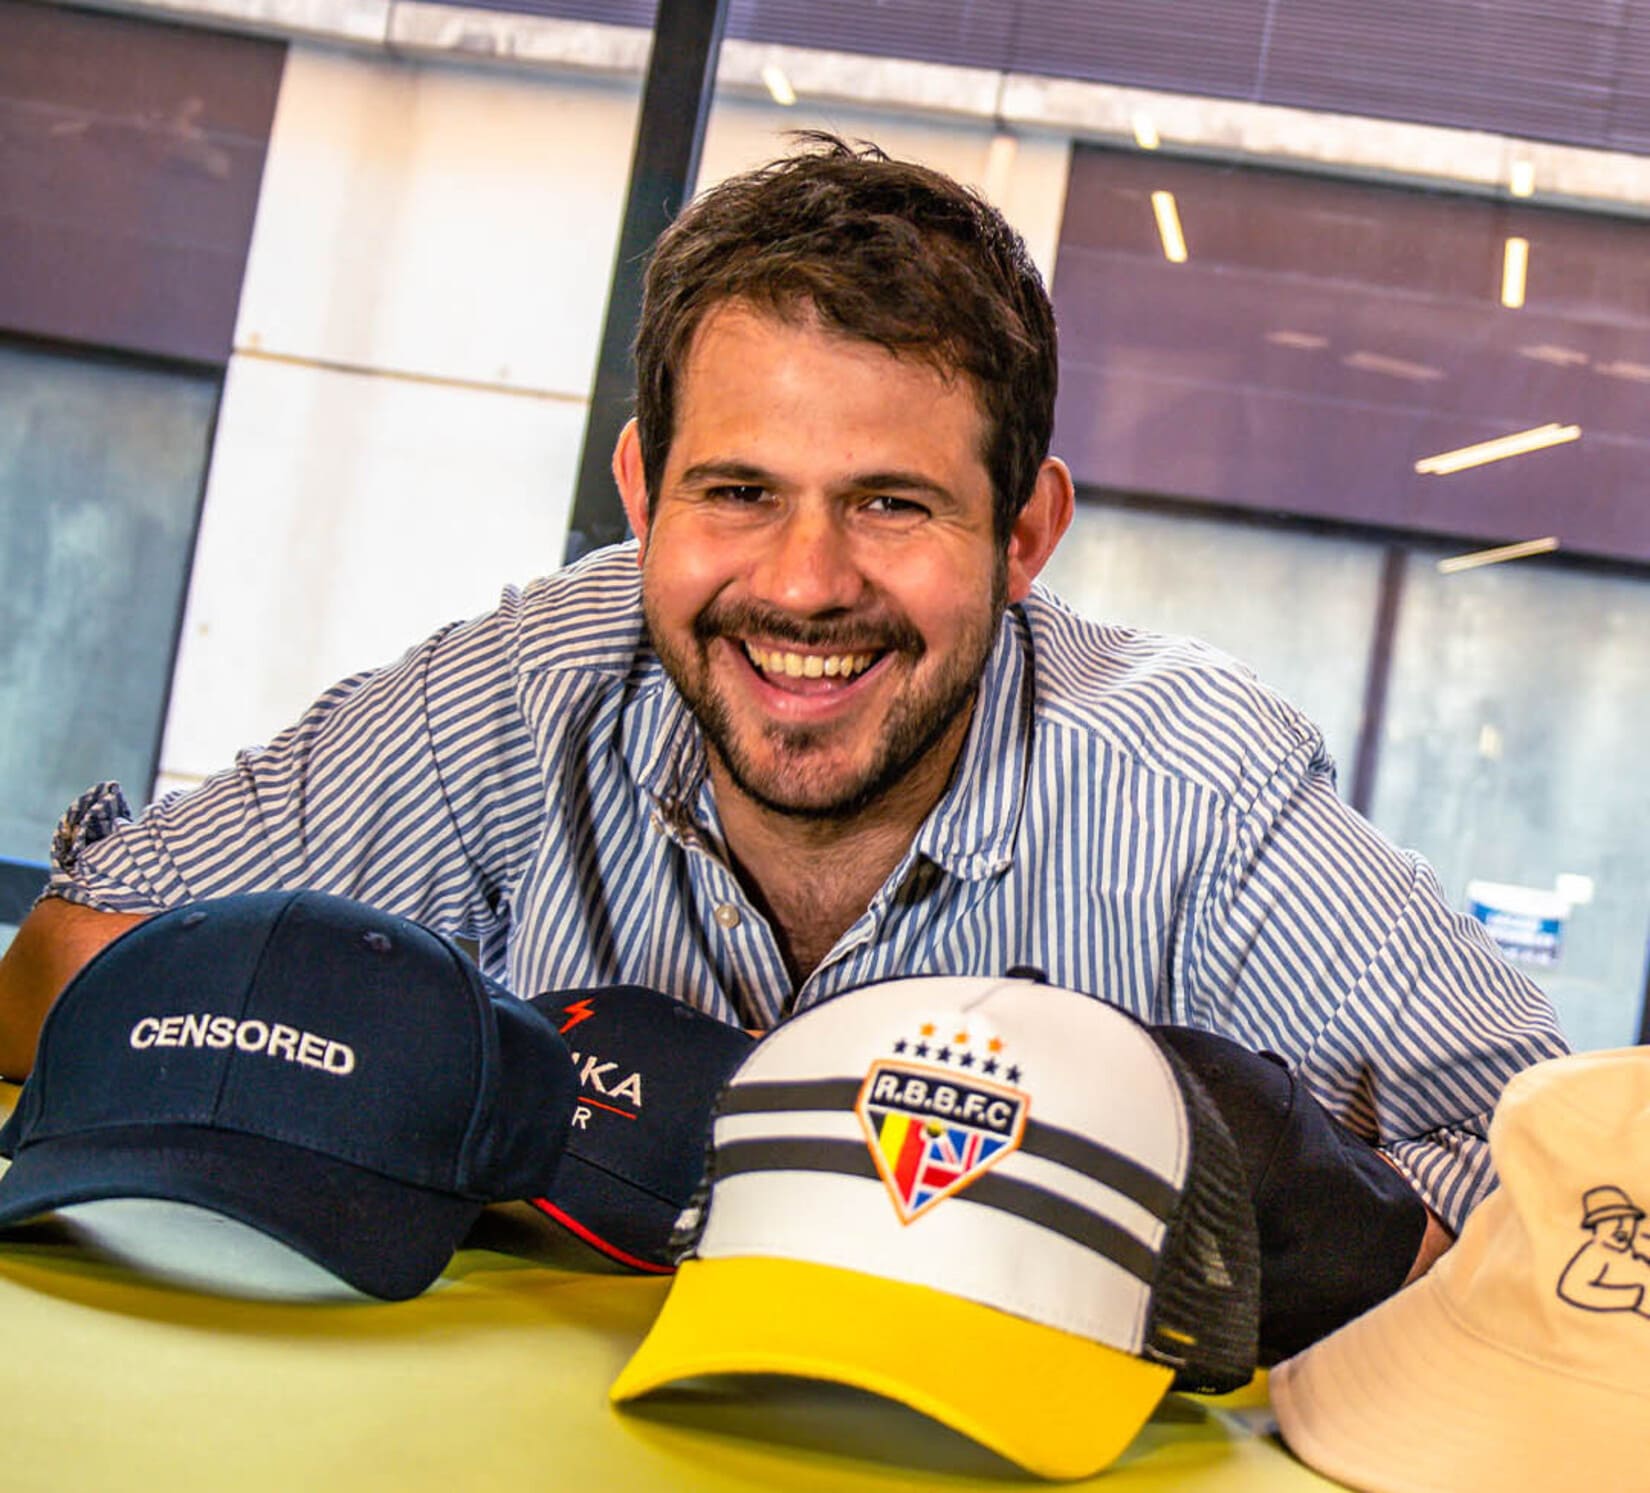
<box><xmin>563</xmin><ymin>0</ymin><xmax>730</xmax><ymax>563</ymax></box>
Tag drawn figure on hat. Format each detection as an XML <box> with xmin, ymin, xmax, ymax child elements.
<box><xmin>1556</xmin><ymin>1184</ymin><xmax>1650</xmax><ymax>1317</ymax></box>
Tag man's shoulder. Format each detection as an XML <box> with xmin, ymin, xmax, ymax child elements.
<box><xmin>507</xmin><ymin>543</ymin><xmax>650</xmax><ymax>679</ymax></box>
<box><xmin>1018</xmin><ymin>586</ymin><xmax>1325</xmax><ymax>798</ymax></box>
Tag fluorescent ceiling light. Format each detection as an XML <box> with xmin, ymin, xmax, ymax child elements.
<box><xmin>1518</xmin><ymin>344</ymin><xmax>1588</xmax><ymax>367</ymax></box>
<box><xmin>1501</xmin><ymin>236</ymin><xmax>1529</xmax><ymax>309</ymax></box>
<box><xmin>1342</xmin><ymin>350</ymin><xmax>1444</xmax><ymax>383</ymax></box>
<box><xmin>1509</xmin><ymin>159</ymin><xmax>1535</xmax><ymax>197</ymax></box>
<box><xmin>1266</xmin><ymin>329</ymin><xmax>1330</xmax><ymax>349</ymax></box>
<box><xmin>1133</xmin><ymin>113</ymin><xmax>1160</xmax><ymax>150</ymax></box>
<box><xmin>1414</xmin><ymin>422</ymin><xmax>1579</xmax><ymax>475</ymax></box>
<box><xmin>1595</xmin><ymin>360</ymin><xmax>1650</xmax><ymax>382</ymax></box>
<box><xmin>1437</xmin><ymin>536</ymin><xmax>1559</xmax><ymax>574</ymax></box>
<box><xmin>761</xmin><ymin>64</ymin><xmax>796</xmax><ymax>106</ymax></box>
<box><xmin>1151</xmin><ymin>190</ymin><xmax>1187</xmax><ymax>263</ymax></box>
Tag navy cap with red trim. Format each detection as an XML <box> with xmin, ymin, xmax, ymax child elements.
<box><xmin>526</xmin><ymin>985</ymin><xmax>753</xmax><ymax>1271</ymax></box>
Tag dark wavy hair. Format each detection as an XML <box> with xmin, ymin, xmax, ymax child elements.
<box><xmin>632</xmin><ymin>132</ymin><xmax>1058</xmax><ymax>544</ymax></box>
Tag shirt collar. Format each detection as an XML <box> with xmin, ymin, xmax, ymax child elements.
<box><xmin>910</xmin><ymin>608</ymin><xmax>1032</xmax><ymax>881</ymax></box>
<box><xmin>629</xmin><ymin>654</ymin><xmax>707</xmax><ymax>818</ymax></box>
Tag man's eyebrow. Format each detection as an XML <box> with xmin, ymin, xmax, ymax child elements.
<box><xmin>677</xmin><ymin>460</ymin><xmax>772</xmax><ymax>486</ymax></box>
<box><xmin>848</xmin><ymin>470</ymin><xmax>954</xmax><ymax>499</ymax></box>
<box><xmin>675</xmin><ymin>460</ymin><xmax>956</xmax><ymax>502</ymax></box>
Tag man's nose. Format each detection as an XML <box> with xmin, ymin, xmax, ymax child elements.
<box><xmin>748</xmin><ymin>504</ymin><xmax>866</xmax><ymax>615</ymax></box>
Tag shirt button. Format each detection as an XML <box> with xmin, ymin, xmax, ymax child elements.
<box><xmin>713</xmin><ymin>902</ymin><xmax>742</xmax><ymax>930</ymax></box>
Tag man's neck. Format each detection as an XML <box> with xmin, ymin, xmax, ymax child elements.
<box><xmin>709</xmin><ymin>715</ymin><xmax>972</xmax><ymax>986</ymax></box>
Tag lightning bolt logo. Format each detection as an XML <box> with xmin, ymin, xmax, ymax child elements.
<box><xmin>559</xmin><ymin>997</ymin><xmax>598</xmax><ymax>1034</ymax></box>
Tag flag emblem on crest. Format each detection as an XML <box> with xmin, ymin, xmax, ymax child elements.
<box><xmin>856</xmin><ymin>1057</ymin><xmax>1029</xmax><ymax>1223</ymax></box>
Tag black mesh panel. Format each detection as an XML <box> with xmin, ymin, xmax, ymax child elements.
<box><xmin>1144</xmin><ymin>1041</ymin><xmax>1262</xmax><ymax>1392</ymax></box>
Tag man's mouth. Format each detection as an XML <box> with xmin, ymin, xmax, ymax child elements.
<box><xmin>743</xmin><ymin>643</ymin><xmax>880</xmax><ymax>681</ymax></box>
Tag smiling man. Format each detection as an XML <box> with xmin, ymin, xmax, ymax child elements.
<box><xmin>2</xmin><ymin>136</ymin><xmax>1564</xmax><ymax>1296</ymax></box>
<box><xmin>615</xmin><ymin>296</ymin><xmax>1069</xmax><ymax>980</ymax></box>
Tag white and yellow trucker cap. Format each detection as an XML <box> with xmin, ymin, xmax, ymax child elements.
<box><xmin>610</xmin><ymin>975</ymin><xmax>1261</xmax><ymax>1479</ymax></box>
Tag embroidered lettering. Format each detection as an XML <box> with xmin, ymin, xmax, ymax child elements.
<box><xmin>128</xmin><ymin>1014</ymin><xmax>355</xmax><ymax>1075</ymax></box>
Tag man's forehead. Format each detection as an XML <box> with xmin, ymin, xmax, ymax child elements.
<box><xmin>681</xmin><ymin>297</ymin><xmax>973</xmax><ymax>393</ymax></box>
<box><xmin>661</xmin><ymin>303</ymin><xmax>992</xmax><ymax>496</ymax></box>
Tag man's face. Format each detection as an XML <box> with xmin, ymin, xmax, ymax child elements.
<box><xmin>629</xmin><ymin>302</ymin><xmax>1008</xmax><ymax>821</ymax></box>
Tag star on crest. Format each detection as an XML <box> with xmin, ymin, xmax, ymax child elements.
<box><xmin>885</xmin><ymin>1016</ymin><xmax>1014</xmax><ymax>1079</ymax></box>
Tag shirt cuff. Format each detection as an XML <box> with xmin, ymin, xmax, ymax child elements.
<box><xmin>49</xmin><ymin>781</ymin><xmax>135</xmax><ymax>877</ymax></box>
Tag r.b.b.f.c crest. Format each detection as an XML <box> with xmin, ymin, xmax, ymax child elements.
<box><xmin>856</xmin><ymin>1057</ymin><xmax>1028</xmax><ymax>1223</ymax></box>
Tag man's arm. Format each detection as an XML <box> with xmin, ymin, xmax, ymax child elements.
<box><xmin>0</xmin><ymin>898</ymin><xmax>147</xmax><ymax>1080</ymax></box>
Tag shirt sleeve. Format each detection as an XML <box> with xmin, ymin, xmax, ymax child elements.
<box><xmin>46</xmin><ymin>591</ymin><xmax>543</xmax><ymax>944</ymax></box>
<box><xmin>1178</xmin><ymin>740</ymin><xmax>1569</xmax><ymax>1231</ymax></box>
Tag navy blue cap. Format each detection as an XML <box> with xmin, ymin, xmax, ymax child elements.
<box><xmin>524</xmin><ymin>986</ymin><xmax>753</xmax><ymax>1272</ymax></box>
<box><xmin>1153</xmin><ymin>1025</ymin><xmax>1427</xmax><ymax>1363</ymax></box>
<box><xmin>0</xmin><ymin>891</ymin><xmax>580</xmax><ymax>1301</ymax></box>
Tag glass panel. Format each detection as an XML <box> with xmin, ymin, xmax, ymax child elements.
<box><xmin>0</xmin><ymin>340</ymin><xmax>219</xmax><ymax>863</ymax></box>
<box><xmin>1039</xmin><ymin>497</ymin><xmax>1385</xmax><ymax>787</ymax></box>
<box><xmin>1372</xmin><ymin>550</ymin><xmax>1650</xmax><ymax>1051</ymax></box>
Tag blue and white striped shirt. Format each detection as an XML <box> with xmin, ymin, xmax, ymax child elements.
<box><xmin>52</xmin><ymin>543</ymin><xmax>1566</xmax><ymax>1228</ymax></box>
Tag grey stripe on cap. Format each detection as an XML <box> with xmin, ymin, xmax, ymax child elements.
<box><xmin>712</xmin><ymin>1135</ymin><xmax>1163</xmax><ymax>1285</ymax></box>
<box><xmin>721</xmin><ymin>1077</ymin><xmax>1180</xmax><ymax>1219</ymax></box>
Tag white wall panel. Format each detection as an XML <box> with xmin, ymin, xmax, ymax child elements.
<box><xmin>235</xmin><ymin>44</ymin><xmax>640</xmax><ymax>396</ymax></box>
<box><xmin>155</xmin><ymin>353</ymin><xmax>583</xmax><ymax>791</ymax></box>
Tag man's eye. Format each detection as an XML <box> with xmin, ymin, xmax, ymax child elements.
<box><xmin>864</xmin><ymin>495</ymin><xmax>928</xmax><ymax>518</ymax></box>
<box><xmin>708</xmin><ymin>484</ymin><xmax>768</xmax><ymax>504</ymax></box>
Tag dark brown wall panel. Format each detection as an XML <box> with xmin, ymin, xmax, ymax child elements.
<box><xmin>1051</xmin><ymin>147</ymin><xmax>1650</xmax><ymax>565</ymax></box>
<box><xmin>0</xmin><ymin>0</ymin><xmax>285</xmax><ymax>364</ymax></box>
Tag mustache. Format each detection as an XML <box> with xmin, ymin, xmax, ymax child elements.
<box><xmin>693</xmin><ymin>599</ymin><xmax>924</xmax><ymax>656</ymax></box>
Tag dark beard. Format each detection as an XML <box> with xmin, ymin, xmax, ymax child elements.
<box><xmin>645</xmin><ymin>571</ymin><xmax>1006</xmax><ymax>822</ymax></box>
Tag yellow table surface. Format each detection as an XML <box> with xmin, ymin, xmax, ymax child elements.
<box><xmin>0</xmin><ymin>1082</ymin><xmax>1342</xmax><ymax>1492</ymax></box>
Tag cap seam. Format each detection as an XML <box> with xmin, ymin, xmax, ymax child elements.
<box><xmin>1250</xmin><ymin>1065</ymin><xmax>1298</xmax><ymax>1202</ymax></box>
<box><xmin>208</xmin><ymin>893</ymin><xmax>302</xmax><ymax>1115</ymax></box>
<box><xmin>450</xmin><ymin>933</ymin><xmax>499</xmax><ymax>1193</ymax></box>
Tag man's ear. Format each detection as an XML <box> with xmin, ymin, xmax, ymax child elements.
<box><xmin>1004</xmin><ymin>457</ymin><xmax>1075</xmax><ymax>603</ymax></box>
<box><xmin>612</xmin><ymin>418</ymin><xmax>651</xmax><ymax>561</ymax></box>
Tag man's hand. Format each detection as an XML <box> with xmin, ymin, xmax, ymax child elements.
<box><xmin>1405</xmin><ymin>1205</ymin><xmax>1455</xmax><ymax>1284</ymax></box>
<box><xmin>0</xmin><ymin>898</ymin><xmax>148</xmax><ymax>1080</ymax></box>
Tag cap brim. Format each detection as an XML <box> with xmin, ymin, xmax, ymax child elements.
<box><xmin>610</xmin><ymin>1256</ymin><xmax>1174</xmax><ymax>1480</ymax></box>
<box><xmin>1271</xmin><ymin>1267</ymin><xmax>1644</xmax><ymax>1490</ymax></box>
<box><xmin>0</xmin><ymin>1124</ymin><xmax>480</xmax><ymax>1301</ymax></box>
<box><xmin>529</xmin><ymin>1147</ymin><xmax>681</xmax><ymax>1273</ymax></box>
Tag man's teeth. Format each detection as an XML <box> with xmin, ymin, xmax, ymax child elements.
<box><xmin>746</xmin><ymin>644</ymin><xmax>877</xmax><ymax>679</ymax></box>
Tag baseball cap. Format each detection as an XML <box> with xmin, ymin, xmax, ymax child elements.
<box><xmin>610</xmin><ymin>975</ymin><xmax>1261</xmax><ymax>1480</ymax></box>
<box><xmin>524</xmin><ymin>985</ymin><xmax>754</xmax><ymax>1271</ymax></box>
<box><xmin>1270</xmin><ymin>1046</ymin><xmax>1650</xmax><ymax>1492</ymax></box>
<box><xmin>1154</xmin><ymin>1025</ymin><xmax>1426</xmax><ymax>1362</ymax></box>
<box><xmin>0</xmin><ymin>890</ymin><xmax>579</xmax><ymax>1301</ymax></box>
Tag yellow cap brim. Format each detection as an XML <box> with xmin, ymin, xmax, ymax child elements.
<box><xmin>610</xmin><ymin>1256</ymin><xmax>1174</xmax><ymax>1480</ymax></box>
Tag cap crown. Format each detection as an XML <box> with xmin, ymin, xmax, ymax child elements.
<box><xmin>678</xmin><ymin>975</ymin><xmax>1258</xmax><ymax>1388</ymax></box>
<box><xmin>2</xmin><ymin>892</ymin><xmax>574</xmax><ymax>1202</ymax></box>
